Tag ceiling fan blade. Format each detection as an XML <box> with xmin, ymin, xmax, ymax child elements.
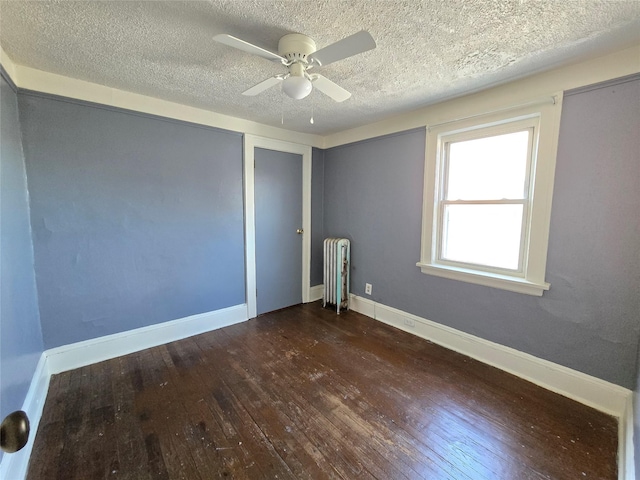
<box><xmin>213</xmin><ymin>34</ymin><xmax>285</xmax><ymax>63</ymax></box>
<box><xmin>311</xmin><ymin>75</ymin><xmax>351</xmax><ymax>102</ymax></box>
<box><xmin>242</xmin><ymin>76</ymin><xmax>283</xmax><ymax>96</ymax></box>
<box><xmin>309</xmin><ymin>31</ymin><xmax>376</xmax><ymax>67</ymax></box>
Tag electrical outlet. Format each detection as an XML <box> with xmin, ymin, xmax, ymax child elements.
<box><xmin>404</xmin><ymin>318</ymin><xmax>416</xmax><ymax>327</ymax></box>
<box><xmin>365</xmin><ymin>283</ymin><xmax>372</xmax><ymax>295</ymax></box>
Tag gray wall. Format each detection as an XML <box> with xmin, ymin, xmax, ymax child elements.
<box><xmin>311</xmin><ymin>147</ymin><xmax>325</xmax><ymax>287</ymax></box>
<box><xmin>0</xmin><ymin>74</ymin><xmax>44</xmax><ymax>464</ymax></box>
<box><xmin>18</xmin><ymin>93</ymin><xmax>246</xmax><ymax>349</ymax></box>
<box><xmin>323</xmin><ymin>77</ymin><xmax>640</xmax><ymax>389</ymax></box>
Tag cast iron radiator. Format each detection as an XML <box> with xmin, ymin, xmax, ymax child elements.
<box><xmin>323</xmin><ymin>238</ymin><xmax>350</xmax><ymax>314</ymax></box>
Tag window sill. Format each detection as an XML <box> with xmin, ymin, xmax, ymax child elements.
<box><xmin>416</xmin><ymin>262</ymin><xmax>550</xmax><ymax>296</ymax></box>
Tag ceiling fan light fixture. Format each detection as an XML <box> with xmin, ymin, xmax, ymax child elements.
<box><xmin>214</xmin><ymin>30</ymin><xmax>376</xmax><ymax>102</ymax></box>
<box><xmin>282</xmin><ymin>75</ymin><xmax>312</xmax><ymax>100</ymax></box>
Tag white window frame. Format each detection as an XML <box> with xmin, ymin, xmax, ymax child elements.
<box><xmin>417</xmin><ymin>95</ymin><xmax>563</xmax><ymax>296</ymax></box>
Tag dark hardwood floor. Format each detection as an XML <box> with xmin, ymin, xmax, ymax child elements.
<box><xmin>27</xmin><ymin>302</ymin><xmax>618</xmax><ymax>479</ymax></box>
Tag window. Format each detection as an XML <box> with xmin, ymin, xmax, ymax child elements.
<box><xmin>417</xmin><ymin>96</ymin><xmax>563</xmax><ymax>296</ymax></box>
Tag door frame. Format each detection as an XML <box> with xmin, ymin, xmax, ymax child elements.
<box><xmin>244</xmin><ymin>134</ymin><xmax>312</xmax><ymax>319</ymax></box>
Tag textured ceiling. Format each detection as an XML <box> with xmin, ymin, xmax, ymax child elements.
<box><xmin>1</xmin><ymin>1</ymin><xmax>639</xmax><ymax>135</ymax></box>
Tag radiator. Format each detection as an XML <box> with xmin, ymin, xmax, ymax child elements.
<box><xmin>323</xmin><ymin>238</ymin><xmax>350</xmax><ymax>314</ymax></box>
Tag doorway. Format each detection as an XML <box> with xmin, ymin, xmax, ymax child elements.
<box><xmin>243</xmin><ymin>135</ymin><xmax>311</xmax><ymax>318</ymax></box>
<box><xmin>254</xmin><ymin>147</ymin><xmax>302</xmax><ymax>314</ymax></box>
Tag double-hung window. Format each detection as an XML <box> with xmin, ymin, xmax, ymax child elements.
<box><xmin>417</xmin><ymin>96</ymin><xmax>562</xmax><ymax>296</ymax></box>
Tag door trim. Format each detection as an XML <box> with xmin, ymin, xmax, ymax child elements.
<box><xmin>244</xmin><ymin>134</ymin><xmax>312</xmax><ymax>319</ymax></box>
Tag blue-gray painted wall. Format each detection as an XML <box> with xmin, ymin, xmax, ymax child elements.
<box><xmin>311</xmin><ymin>148</ymin><xmax>325</xmax><ymax>287</ymax></box>
<box><xmin>3</xmin><ymin>63</ymin><xmax>639</xmax><ymax>406</ymax></box>
<box><xmin>18</xmin><ymin>93</ymin><xmax>246</xmax><ymax>349</ymax></box>
<box><xmin>323</xmin><ymin>78</ymin><xmax>640</xmax><ymax>389</ymax></box>
<box><xmin>0</xmin><ymin>75</ymin><xmax>44</xmax><ymax>464</ymax></box>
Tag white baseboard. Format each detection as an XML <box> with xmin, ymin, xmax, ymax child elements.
<box><xmin>350</xmin><ymin>294</ymin><xmax>635</xmax><ymax>479</ymax></box>
<box><xmin>308</xmin><ymin>284</ymin><xmax>324</xmax><ymax>302</ymax></box>
<box><xmin>620</xmin><ymin>393</ymin><xmax>636</xmax><ymax>480</ymax></box>
<box><xmin>0</xmin><ymin>353</ymin><xmax>50</xmax><ymax>480</ymax></box>
<box><xmin>351</xmin><ymin>294</ymin><xmax>635</xmax><ymax>480</ymax></box>
<box><xmin>350</xmin><ymin>294</ymin><xmax>631</xmax><ymax>417</ymax></box>
<box><xmin>46</xmin><ymin>303</ymin><xmax>248</xmax><ymax>374</ymax></box>
<box><xmin>350</xmin><ymin>294</ymin><xmax>376</xmax><ymax>317</ymax></box>
<box><xmin>0</xmin><ymin>304</ymin><xmax>249</xmax><ymax>479</ymax></box>
<box><xmin>3</xmin><ymin>298</ymin><xmax>634</xmax><ymax>479</ymax></box>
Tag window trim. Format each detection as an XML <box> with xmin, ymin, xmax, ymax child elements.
<box><xmin>417</xmin><ymin>95</ymin><xmax>563</xmax><ymax>296</ymax></box>
<box><xmin>437</xmin><ymin>121</ymin><xmax>536</xmax><ymax>276</ymax></box>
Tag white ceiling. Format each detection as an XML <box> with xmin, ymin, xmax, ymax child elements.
<box><xmin>1</xmin><ymin>1</ymin><xmax>639</xmax><ymax>135</ymax></box>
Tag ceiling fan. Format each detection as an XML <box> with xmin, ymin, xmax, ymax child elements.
<box><xmin>213</xmin><ymin>31</ymin><xmax>376</xmax><ymax>102</ymax></box>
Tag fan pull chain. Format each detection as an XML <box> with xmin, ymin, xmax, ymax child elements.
<box><xmin>310</xmin><ymin>108</ymin><xmax>314</xmax><ymax>125</ymax></box>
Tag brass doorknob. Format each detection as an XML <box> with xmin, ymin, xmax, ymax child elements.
<box><xmin>296</xmin><ymin>229</ymin><xmax>304</xmax><ymax>234</ymax></box>
<box><xmin>1</xmin><ymin>410</ymin><xmax>30</xmax><ymax>453</ymax></box>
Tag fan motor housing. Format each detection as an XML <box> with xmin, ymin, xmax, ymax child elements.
<box><xmin>278</xmin><ymin>34</ymin><xmax>316</xmax><ymax>63</ymax></box>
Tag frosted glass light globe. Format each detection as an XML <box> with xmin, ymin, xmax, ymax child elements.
<box><xmin>282</xmin><ymin>75</ymin><xmax>312</xmax><ymax>99</ymax></box>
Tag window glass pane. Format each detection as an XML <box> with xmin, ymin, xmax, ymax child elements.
<box><xmin>441</xmin><ymin>204</ymin><xmax>523</xmax><ymax>270</ymax></box>
<box><xmin>446</xmin><ymin>130</ymin><xmax>530</xmax><ymax>200</ymax></box>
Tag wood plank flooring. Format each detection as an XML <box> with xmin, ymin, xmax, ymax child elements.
<box><xmin>27</xmin><ymin>302</ymin><xmax>618</xmax><ymax>479</ymax></box>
